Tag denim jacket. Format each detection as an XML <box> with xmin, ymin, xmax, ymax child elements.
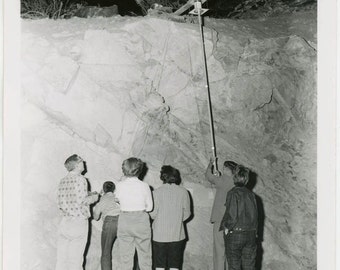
<box><xmin>219</xmin><ymin>186</ymin><xmax>258</xmax><ymax>232</ymax></box>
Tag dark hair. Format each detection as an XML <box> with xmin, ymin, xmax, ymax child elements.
<box><xmin>233</xmin><ymin>165</ymin><xmax>249</xmax><ymax>187</ymax></box>
<box><xmin>103</xmin><ymin>181</ymin><xmax>115</xmax><ymax>193</ymax></box>
<box><xmin>64</xmin><ymin>154</ymin><xmax>83</xmax><ymax>172</ymax></box>
<box><xmin>223</xmin><ymin>160</ymin><xmax>238</xmax><ymax>173</ymax></box>
<box><xmin>160</xmin><ymin>165</ymin><xmax>181</xmax><ymax>185</ymax></box>
<box><xmin>122</xmin><ymin>157</ymin><xmax>144</xmax><ymax>177</ymax></box>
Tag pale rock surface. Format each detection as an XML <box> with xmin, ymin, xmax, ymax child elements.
<box><xmin>21</xmin><ymin>12</ymin><xmax>316</xmax><ymax>270</ymax></box>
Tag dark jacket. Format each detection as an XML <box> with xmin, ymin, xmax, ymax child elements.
<box><xmin>220</xmin><ymin>186</ymin><xmax>258</xmax><ymax>232</ymax></box>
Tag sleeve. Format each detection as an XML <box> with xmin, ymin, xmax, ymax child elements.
<box><xmin>149</xmin><ymin>191</ymin><xmax>158</xmax><ymax>219</ymax></box>
<box><xmin>183</xmin><ymin>190</ymin><xmax>191</xmax><ymax>221</ymax></box>
<box><xmin>221</xmin><ymin>191</ymin><xmax>238</xmax><ymax>230</ymax></box>
<box><xmin>114</xmin><ymin>183</ymin><xmax>120</xmax><ymax>202</ymax></box>
<box><xmin>205</xmin><ymin>164</ymin><xmax>224</xmax><ymax>187</ymax></box>
<box><xmin>76</xmin><ymin>176</ymin><xmax>98</xmax><ymax>206</ymax></box>
<box><xmin>205</xmin><ymin>163</ymin><xmax>218</xmax><ymax>185</ymax></box>
<box><xmin>75</xmin><ymin>176</ymin><xmax>89</xmax><ymax>206</ymax></box>
<box><xmin>93</xmin><ymin>201</ymin><xmax>102</xmax><ymax>221</ymax></box>
<box><xmin>145</xmin><ymin>185</ymin><xmax>153</xmax><ymax>212</ymax></box>
<box><xmin>56</xmin><ymin>183</ymin><xmax>62</xmax><ymax>210</ymax></box>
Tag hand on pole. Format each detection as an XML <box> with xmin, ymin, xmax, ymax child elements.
<box><xmin>212</xmin><ymin>156</ymin><xmax>221</xmax><ymax>176</ymax></box>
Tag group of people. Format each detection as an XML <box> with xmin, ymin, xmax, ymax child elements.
<box><xmin>206</xmin><ymin>159</ymin><xmax>258</xmax><ymax>270</ymax></box>
<box><xmin>56</xmin><ymin>155</ymin><xmax>190</xmax><ymax>270</ymax></box>
<box><xmin>56</xmin><ymin>154</ymin><xmax>258</xmax><ymax>270</ymax></box>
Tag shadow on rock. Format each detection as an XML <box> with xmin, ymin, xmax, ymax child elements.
<box><xmin>246</xmin><ymin>170</ymin><xmax>265</xmax><ymax>270</ymax></box>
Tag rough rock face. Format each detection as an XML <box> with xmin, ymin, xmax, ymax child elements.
<box><xmin>21</xmin><ymin>11</ymin><xmax>316</xmax><ymax>270</ymax></box>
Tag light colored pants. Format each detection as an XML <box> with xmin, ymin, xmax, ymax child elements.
<box><xmin>55</xmin><ymin>216</ymin><xmax>88</xmax><ymax>270</ymax></box>
<box><xmin>117</xmin><ymin>211</ymin><xmax>152</xmax><ymax>270</ymax></box>
<box><xmin>213</xmin><ymin>221</ymin><xmax>227</xmax><ymax>270</ymax></box>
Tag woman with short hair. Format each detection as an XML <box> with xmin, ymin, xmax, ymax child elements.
<box><xmin>150</xmin><ymin>165</ymin><xmax>191</xmax><ymax>270</ymax></box>
<box><xmin>115</xmin><ymin>157</ymin><xmax>153</xmax><ymax>270</ymax></box>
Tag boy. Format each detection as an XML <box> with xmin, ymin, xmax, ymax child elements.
<box><xmin>56</xmin><ymin>154</ymin><xmax>99</xmax><ymax>270</ymax></box>
<box><xmin>220</xmin><ymin>165</ymin><xmax>258</xmax><ymax>270</ymax></box>
<box><xmin>93</xmin><ymin>181</ymin><xmax>121</xmax><ymax>270</ymax></box>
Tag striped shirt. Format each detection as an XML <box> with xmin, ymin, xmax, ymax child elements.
<box><xmin>57</xmin><ymin>172</ymin><xmax>98</xmax><ymax>219</ymax></box>
<box><xmin>150</xmin><ymin>184</ymin><xmax>191</xmax><ymax>242</ymax></box>
<box><xmin>115</xmin><ymin>177</ymin><xmax>153</xmax><ymax>212</ymax></box>
<box><xmin>93</xmin><ymin>192</ymin><xmax>120</xmax><ymax>220</ymax></box>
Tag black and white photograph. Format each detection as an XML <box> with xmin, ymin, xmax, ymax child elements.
<box><xmin>1</xmin><ymin>0</ymin><xmax>338</xmax><ymax>269</ymax></box>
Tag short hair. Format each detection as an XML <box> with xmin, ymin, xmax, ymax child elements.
<box><xmin>160</xmin><ymin>165</ymin><xmax>181</xmax><ymax>185</ymax></box>
<box><xmin>233</xmin><ymin>165</ymin><xmax>249</xmax><ymax>187</ymax></box>
<box><xmin>223</xmin><ymin>160</ymin><xmax>238</xmax><ymax>173</ymax></box>
<box><xmin>64</xmin><ymin>154</ymin><xmax>83</xmax><ymax>172</ymax></box>
<box><xmin>103</xmin><ymin>181</ymin><xmax>115</xmax><ymax>193</ymax></box>
<box><xmin>122</xmin><ymin>157</ymin><xmax>144</xmax><ymax>177</ymax></box>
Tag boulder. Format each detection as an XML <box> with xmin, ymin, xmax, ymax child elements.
<box><xmin>21</xmin><ymin>12</ymin><xmax>316</xmax><ymax>270</ymax></box>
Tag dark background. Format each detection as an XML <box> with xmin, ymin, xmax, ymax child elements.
<box><xmin>20</xmin><ymin>0</ymin><xmax>317</xmax><ymax>19</ymax></box>
<box><xmin>83</xmin><ymin>0</ymin><xmax>316</xmax><ymax>17</ymax></box>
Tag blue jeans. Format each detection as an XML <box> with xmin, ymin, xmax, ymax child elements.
<box><xmin>101</xmin><ymin>215</ymin><xmax>119</xmax><ymax>270</ymax></box>
<box><xmin>224</xmin><ymin>231</ymin><xmax>257</xmax><ymax>270</ymax></box>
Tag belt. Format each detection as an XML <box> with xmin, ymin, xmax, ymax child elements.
<box><xmin>121</xmin><ymin>210</ymin><xmax>146</xmax><ymax>213</ymax></box>
<box><xmin>230</xmin><ymin>228</ymin><xmax>256</xmax><ymax>233</ymax></box>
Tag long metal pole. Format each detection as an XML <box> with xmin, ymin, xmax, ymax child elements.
<box><xmin>197</xmin><ymin>8</ymin><xmax>221</xmax><ymax>176</ymax></box>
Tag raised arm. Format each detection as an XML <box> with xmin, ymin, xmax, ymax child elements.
<box><xmin>205</xmin><ymin>159</ymin><xmax>221</xmax><ymax>185</ymax></box>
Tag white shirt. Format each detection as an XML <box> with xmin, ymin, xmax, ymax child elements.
<box><xmin>115</xmin><ymin>176</ymin><xmax>153</xmax><ymax>212</ymax></box>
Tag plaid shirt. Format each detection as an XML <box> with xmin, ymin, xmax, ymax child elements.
<box><xmin>57</xmin><ymin>173</ymin><xmax>97</xmax><ymax>219</ymax></box>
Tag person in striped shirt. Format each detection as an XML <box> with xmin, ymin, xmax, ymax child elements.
<box><xmin>150</xmin><ymin>165</ymin><xmax>191</xmax><ymax>270</ymax></box>
<box><xmin>93</xmin><ymin>181</ymin><xmax>120</xmax><ymax>270</ymax></box>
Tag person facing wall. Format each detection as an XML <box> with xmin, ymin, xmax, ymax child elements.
<box><xmin>220</xmin><ymin>165</ymin><xmax>258</xmax><ymax>270</ymax></box>
<box><xmin>56</xmin><ymin>154</ymin><xmax>99</xmax><ymax>270</ymax></box>
<box><xmin>205</xmin><ymin>158</ymin><xmax>238</xmax><ymax>270</ymax></box>
<box><xmin>115</xmin><ymin>157</ymin><xmax>153</xmax><ymax>270</ymax></box>
<box><xmin>149</xmin><ymin>165</ymin><xmax>191</xmax><ymax>270</ymax></box>
<box><xmin>93</xmin><ymin>181</ymin><xmax>120</xmax><ymax>270</ymax></box>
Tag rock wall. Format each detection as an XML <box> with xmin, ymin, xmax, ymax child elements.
<box><xmin>21</xmin><ymin>12</ymin><xmax>316</xmax><ymax>270</ymax></box>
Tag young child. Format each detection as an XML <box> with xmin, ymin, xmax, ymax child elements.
<box><xmin>93</xmin><ymin>181</ymin><xmax>121</xmax><ymax>270</ymax></box>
